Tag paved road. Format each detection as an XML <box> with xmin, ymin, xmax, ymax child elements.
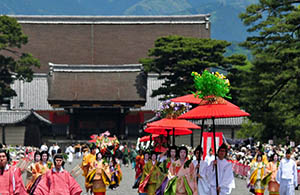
<box><xmin>65</xmin><ymin>158</ymin><xmax>300</xmax><ymax>195</ymax></box>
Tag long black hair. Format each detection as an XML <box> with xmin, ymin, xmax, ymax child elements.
<box><xmin>178</xmin><ymin>146</ymin><xmax>188</xmax><ymax>159</ymax></box>
<box><xmin>34</xmin><ymin>151</ymin><xmax>41</xmax><ymax>162</ymax></box>
<box><xmin>40</xmin><ymin>151</ymin><xmax>50</xmax><ymax>161</ymax></box>
<box><xmin>0</xmin><ymin>149</ymin><xmax>9</xmax><ymax>175</ymax></box>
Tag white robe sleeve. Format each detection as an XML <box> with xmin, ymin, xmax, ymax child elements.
<box><xmin>276</xmin><ymin>161</ymin><xmax>282</xmax><ymax>184</ymax></box>
<box><xmin>293</xmin><ymin>161</ymin><xmax>298</xmax><ymax>187</ymax></box>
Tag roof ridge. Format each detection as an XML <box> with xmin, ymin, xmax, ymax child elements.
<box><xmin>49</xmin><ymin>63</ymin><xmax>143</xmax><ymax>73</ymax></box>
<box><xmin>11</xmin><ymin>14</ymin><xmax>210</xmax><ymax>24</ymax></box>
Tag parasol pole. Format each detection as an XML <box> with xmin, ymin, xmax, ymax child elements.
<box><xmin>212</xmin><ymin>117</ymin><xmax>219</xmax><ymax>195</ymax></box>
<box><xmin>197</xmin><ymin>119</ymin><xmax>205</xmax><ymax>183</ymax></box>
<box><xmin>166</xmin><ymin>129</ymin><xmax>170</xmax><ymax>148</ymax></box>
<box><xmin>172</xmin><ymin>127</ymin><xmax>175</xmax><ymax>146</ymax></box>
<box><xmin>150</xmin><ymin>134</ymin><xmax>152</xmax><ymax>148</ymax></box>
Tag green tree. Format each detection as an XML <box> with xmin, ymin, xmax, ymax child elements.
<box><xmin>235</xmin><ymin>0</ymin><xmax>300</xmax><ymax>143</ymax></box>
<box><xmin>140</xmin><ymin>35</ymin><xmax>246</xmax><ymax>100</ymax></box>
<box><xmin>0</xmin><ymin>15</ymin><xmax>40</xmax><ymax>103</ymax></box>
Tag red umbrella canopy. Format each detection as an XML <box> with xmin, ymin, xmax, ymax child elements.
<box><xmin>178</xmin><ymin>104</ymin><xmax>250</xmax><ymax>119</ymax></box>
<box><xmin>147</xmin><ymin>118</ymin><xmax>200</xmax><ymax>129</ymax></box>
<box><xmin>139</xmin><ymin>134</ymin><xmax>160</xmax><ymax>142</ymax></box>
<box><xmin>144</xmin><ymin>126</ymin><xmax>192</xmax><ymax>135</ymax></box>
<box><xmin>171</xmin><ymin>94</ymin><xmax>239</xmax><ymax>108</ymax></box>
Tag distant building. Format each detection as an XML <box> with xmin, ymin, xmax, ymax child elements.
<box><xmin>0</xmin><ymin>15</ymin><xmax>247</xmax><ymax>146</ymax></box>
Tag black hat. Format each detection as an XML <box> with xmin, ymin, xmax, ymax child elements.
<box><xmin>218</xmin><ymin>143</ymin><xmax>228</xmax><ymax>152</ymax></box>
<box><xmin>194</xmin><ymin>145</ymin><xmax>203</xmax><ymax>155</ymax></box>
<box><xmin>150</xmin><ymin>150</ymin><xmax>158</xmax><ymax>156</ymax></box>
<box><xmin>286</xmin><ymin>148</ymin><xmax>292</xmax><ymax>154</ymax></box>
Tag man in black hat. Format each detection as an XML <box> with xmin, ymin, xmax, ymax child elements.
<box><xmin>276</xmin><ymin>148</ymin><xmax>298</xmax><ymax>195</ymax></box>
<box><xmin>34</xmin><ymin>153</ymin><xmax>82</xmax><ymax>194</ymax></box>
<box><xmin>206</xmin><ymin>143</ymin><xmax>235</xmax><ymax>195</ymax></box>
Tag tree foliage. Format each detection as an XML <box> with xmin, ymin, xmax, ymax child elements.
<box><xmin>140</xmin><ymin>35</ymin><xmax>246</xmax><ymax>100</ymax></box>
<box><xmin>233</xmin><ymin>0</ymin><xmax>300</xmax><ymax>143</ymax></box>
<box><xmin>0</xmin><ymin>15</ymin><xmax>40</xmax><ymax>103</ymax></box>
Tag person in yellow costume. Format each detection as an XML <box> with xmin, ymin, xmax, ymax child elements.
<box><xmin>139</xmin><ymin>151</ymin><xmax>164</xmax><ymax>195</ymax></box>
<box><xmin>81</xmin><ymin>144</ymin><xmax>97</xmax><ymax>192</ymax></box>
<box><xmin>249</xmin><ymin>154</ymin><xmax>269</xmax><ymax>195</ymax></box>
<box><xmin>87</xmin><ymin>152</ymin><xmax>111</xmax><ymax>195</ymax></box>
<box><xmin>252</xmin><ymin>145</ymin><xmax>268</xmax><ymax>165</ymax></box>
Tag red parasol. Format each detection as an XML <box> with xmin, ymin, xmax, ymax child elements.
<box><xmin>139</xmin><ymin>134</ymin><xmax>160</xmax><ymax>142</ymax></box>
<box><xmin>178</xmin><ymin>103</ymin><xmax>250</xmax><ymax>119</ymax></box>
<box><xmin>171</xmin><ymin>94</ymin><xmax>239</xmax><ymax>108</ymax></box>
<box><xmin>88</xmin><ymin>139</ymin><xmax>97</xmax><ymax>143</ymax></box>
<box><xmin>146</xmin><ymin>118</ymin><xmax>200</xmax><ymax>145</ymax></box>
<box><xmin>144</xmin><ymin>127</ymin><xmax>192</xmax><ymax>135</ymax></box>
<box><xmin>147</xmin><ymin>118</ymin><xmax>200</xmax><ymax>129</ymax></box>
<box><xmin>178</xmin><ymin>98</ymin><xmax>249</xmax><ymax>195</ymax></box>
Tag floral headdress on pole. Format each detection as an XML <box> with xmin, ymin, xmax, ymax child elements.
<box><xmin>156</xmin><ymin>100</ymin><xmax>191</xmax><ymax>119</ymax></box>
<box><xmin>191</xmin><ymin>70</ymin><xmax>231</xmax><ymax>102</ymax></box>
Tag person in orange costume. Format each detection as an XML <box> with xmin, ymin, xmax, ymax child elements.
<box><xmin>266</xmin><ymin>153</ymin><xmax>280</xmax><ymax>195</ymax></box>
<box><xmin>26</xmin><ymin>151</ymin><xmax>51</xmax><ymax>194</ymax></box>
<box><xmin>87</xmin><ymin>152</ymin><xmax>111</xmax><ymax>195</ymax></box>
<box><xmin>81</xmin><ymin>144</ymin><xmax>97</xmax><ymax>192</ymax></box>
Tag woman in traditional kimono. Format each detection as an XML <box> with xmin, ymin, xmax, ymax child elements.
<box><xmin>165</xmin><ymin>146</ymin><xmax>198</xmax><ymax>195</ymax></box>
<box><xmin>87</xmin><ymin>152</ymin><xmax>111</xmax><ymax>195</ymax></box>
<box><xmin>108</xmin><ymin>156</ymin><xmax>122</xmax><ymax>190</ymax></box>
<box><xmin>192</xmin><ymin>145</ymin><xmax>209</xmax><ymax>195</ymax></box>
<box><xmin>139</xmin><ymin>151</ymin><xmax>163</xmax><ymax>195</ymax></box>
<box><xmin>249</xmin><ymin>154</ymin><xmax>267</xmax><ymax>195</ymax></box>
<box><xmin>26</xmin><ymin>151</ymin><xmax>51</xmax><ymax>194</ymax></box>
<box><xmin>266</xmin><ymin>153</ymin><xmax>280</xmax><ymax>195</ymax></box>
<box><xmin>134</xmin><ymin>151</ymin><xmax>150</xmax><ymax>194</ymax></box>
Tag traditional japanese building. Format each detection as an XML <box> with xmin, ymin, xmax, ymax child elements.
<box><xmin>1</xmin><ymin>14</ymin><xmax>221</xmax><ymax>145</ymax></box>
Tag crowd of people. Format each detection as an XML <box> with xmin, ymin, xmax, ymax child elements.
<box><xmin>0</xmin><ymin>139</ymin><xmax>300</xmax><ymax>194</ymax></box>
<box><xmin>131</xmin><ymin>141</ymin><xmax>300</xmax><ymax>195</ymax></box>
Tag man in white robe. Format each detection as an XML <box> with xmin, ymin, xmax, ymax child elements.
<box><xmin>193</xmin><ymin>145</ymin><xmax>209</xmax><ymax>195</ymax></box>
<box><xmin>206</xmin><ymin>143</ymin><xmax>235</xmax><ymax>195</ymax></box>
<box><xmin>276</xmin><ymin>148</ymin><xmax>298</xmax><ymax>195</ymax></box>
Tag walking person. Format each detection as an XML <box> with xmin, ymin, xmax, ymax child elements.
<box><xmin>65</xmin><ymin>144</ymin><xmax>75</xmax><ymax>165</ymax></box>
<box><xmin>193</xmin><ymin>145</ymin><xmax>209</xmax><ymax>195</ymax></box>
<box><xmin>164</xmin><ymin>146</ymin><xmax>198</xmax><ymax>195</ymax></box>
<box><xmin>0</xmin><ymin>149</ymin><xmax>27</xmax><ymax>194</ymax></box>
<box><xmin>206</xmin><ymin>143</ymin><xmax>235</xmax><ymax>195</ymax></box>
<box><xmin>276</xmin><ymin>148</ymin><xmax>298</xmax><ymax>195</ymax></box>
<box><xmin>249</xmin><ymin>154</ymin><xmax>267</xmax><ymax>195</ymax></box>
<box><xmin>266</xmin><ymin>153</ymin><xmax>280</xmax><ymax>195</ymax></box>
<box><xmin>34</xmin><ymin>153</ymin><xmax>82</xmax><ymax>194</ymax></box>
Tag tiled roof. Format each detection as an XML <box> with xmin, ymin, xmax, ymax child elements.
<box><xmin>10</xmin><ymin>74</ymin><xmax>54</xmax><ymax>110</ymax></box>
<box><xmin>48</xmin><ymin>63</ymin><xmax>146</xmax><ymax>106</ymax></box>
<box><xmin>0</xmin><ymin>110</ymin><xmax>51</xmax><ymax>125</ymax></box>
<box><xmin>13</xmin><ymin>15</ymin><xmax>210</xmax><ymax>25</ymax></box>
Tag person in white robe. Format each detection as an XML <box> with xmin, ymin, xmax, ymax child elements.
<box><xmin>193</xmin><ymin>145</ymin><xmax>209</xmax><ymax>195</ymax></box>
<box><xmin>276</xmin><ymin>148</ymin><xmax>298</xmax><ymax>195</ymax></box>
<box><xmin>206</xmin><ymin>143</ymin><xmax>235</xmax><ymax>195</ymax></box>
<box><xmin>205</xmin><ymin>148</ymin><xmax>215</xmax><ymax>166</ymax></box>
<box><xmin>65</xmin><ymin>144</ymin><xmax>75</xmax><ymax>164</ymax></box>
